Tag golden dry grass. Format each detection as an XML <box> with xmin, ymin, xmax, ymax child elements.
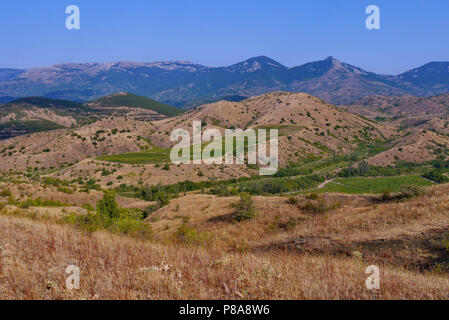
<box><xmin>0</xmin><ymin>213</ymin><xmax>448</xmax><ymax>300</ymax></box>
<box><xmin>0</xmin><ymin>184</ymin><xmax>449</xmax><ymax>299</ymax></box>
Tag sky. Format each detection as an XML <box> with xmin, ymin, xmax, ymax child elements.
<box><xmin>0</xmin><ymin>0</ymin><xmax>448</xmax><ymax>74</ymax></box>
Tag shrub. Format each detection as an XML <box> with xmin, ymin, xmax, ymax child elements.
<box><xmin>81</xmin><ymin>203</ymin><xmax>94</xmax><ymax>211</ymax></box>
<box><xmin>233</xmin><ymin>193</ymin><xmax>258</xmax><ymax>222</ymax></box>
<box><xmin>279</xmin><ymin>217</ymin><xmax>298</xmax><ymax>231</ymax></box>
<box><xmin>306</xmin><ymin>193</ymin><xmax>320</xmax><ymax>200</ymax></box>
<box><xmin>300</xmin><ymin>195</ymin><xmax>341</xmax><ymax>214</ymax></box>
<box><xmin>96</xmin><ymin>190</ymin><xmax>120</xmax><ymax>219</ymax></box>
<box><xmin>380</xmin><ymin>191</ymin><xmax>392</xmax><ymax>201</ymax></box>
<box><xmin>0</xmin><ymin>189</ymin><xmax>11</xmax><ymax>197</ymax></box>
<box><xmin>57</xmin><ymin>186</ymin><xmax>74</xmax><ymax>194</ymax></box>
<box><xmin>378</xmin><ymin>185</ymin><xmax>424</xmax><ymax>202</ymax></box>
<box><xmin>397</xmin><ymin>185</ymin><xmax>423</xmax><ymax>200</ymax></box>
<box><xmin>66</xmin><ymin>191</ymin><xmax>151</xmax><ymax>239</ymax></box>
<box><xmin>101</xmin><ymin>170</ymin><xmax>111</xmax><ymax>176</ymax></box>
<box><xmin>176</xmin><ymin>223</ymin><xmax>212</xmax><ymax>245</ymax></box>
<box><xmin>66</xmin><ymin>212</ymin><xmax>101</xmax><ymax>233</ymax></box>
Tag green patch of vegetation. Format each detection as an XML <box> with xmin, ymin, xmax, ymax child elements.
<box><xmin>0</xmin><ymin>119</ymin><xmax>64</xmax><ymax>134</ymax></box>
<box><xmin>319</xmin><ymin>176</ymin><xmax>432</xmax><ymax>194</ymax></box>
<box><xmin>379</xmin><ymin>185</ymin><xmax>424</xmax><ymax>202</ymax></box>
<box><xmin>5</xmin><ymin>97</ymin><xmax>85</xmax><ymax>110</ymax></box>
<box><xmin>18</xmin><ymin>197</ymin><xmax>70</xmax><ymax>209</ymax></box>
<box><xmin>65</xmin><ymin>190</ymin><xmax>152</xmax><ymax>238</ymax></box>
<box><xmin>175</xmin><ymin>223</ymin><xmax>213</xmax><ymax>245</ymax></box>
<box><xmin>235</xmin><ymin>174</ymin><xmax>325</xmax><ymax>195</ymax></box>
<box><xmin>268</xmin><ymin>215</ymin><xmax>299</xmax><ymax>231</ymax></box>
<box><xmin>97</xmin><ymin>147</ymin><xmax>171</xmax><ymax>164</ymax></box>
<box><xmin>0</xmin><ymin>189</ymin><xmax>11</xmax><ymax>197</ymax></box>
<box><xmin>300</xmin><ymin>194</ymin><xmax>341</xmax><ymax>214</ymax></box>
<box><xmin>57</xmin><ymin>186</ymin><xmax>74</xmax><ymax>194</ymax></box>
<box><xmin>91</xmin><ymin>93</ymin><xmax>183</xmax><ymax>117</ymax></box>
<box><xmin>422</xmin><ymin>169</ymin><xmax>449</xmax><ymax>183</ymax></box>
<box><xmin>232</xmin><ymin>193</ymin><xmax>258</xmax><ymax>222</ymax></box>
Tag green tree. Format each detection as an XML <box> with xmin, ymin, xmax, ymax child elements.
<box><xmin>357</xmin><ymin>160</ymin><xmax>370</xmax><ymax>175</ymax></box>
<box><xmin>97</xmin><ymin>190</ymin><xmax>120</xmax><ymax>219</ymax></box>
<box><xmin>233</xmin><ymin>192</ymin><xmax>258</xmax><ymax>222</ymax></box>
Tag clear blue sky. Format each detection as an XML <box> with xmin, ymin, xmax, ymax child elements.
<box><xmin>1</xmin><ymin>0</ymin><xmax>448</xmax><ymax>74</ymax></box>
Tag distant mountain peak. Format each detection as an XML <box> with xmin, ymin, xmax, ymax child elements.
<box><xmin>324</xmin><ymin>56</ymin><xmax>337</xmax><ymax>62</ymax></box>
<box><xmin>228</xmin><ymin>56</ymin><xmax>286</xmax><ymax>73</ymax></box>
<box><xmin>1</xmin><ymin>56</ymin><xmax>448</xmax><ymax>106</ymax></box>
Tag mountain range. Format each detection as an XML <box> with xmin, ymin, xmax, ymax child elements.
<box><xmin>1</xmin><ymin>56</ymin><xmax>449</xmax><ymax>107</ymax></box>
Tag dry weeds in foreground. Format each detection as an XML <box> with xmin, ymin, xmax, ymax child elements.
<box><xmin>0</xmin><ymin>214</ymin><xmax>448</xmax><ymax>300</ymax></box>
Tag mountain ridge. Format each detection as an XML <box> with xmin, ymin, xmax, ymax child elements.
<box><xmin>1</xmin><ymin>56</ymin><xmax>448</xmax><ymax>106</ymax></box>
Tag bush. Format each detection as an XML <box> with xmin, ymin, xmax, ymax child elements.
<box><xmin>66</xmin><ymin>191</ymin><xmax>151</xmax><ymax>239</ymax></box>
<box><xmin>279</xmin><ymin>217</ymin><xmax>298</xmax><ymax>231</ymax></box>
<box><xmin>176</xmin><ymin>223</ymin><xmax>212</xmax><ymax>245</ymax></box>
<box><xmin>81</xmin><ymin>203</ymin><xmax>94</xmax><ymax>211</ymax></box>
<box><xmin>397</xmin><ymin>185</ymin><xmax>423</xmax><ymax>200</ymax></box>
<box><xmin>0</xmin><ymin>189</ymin><xmax>11</xmax><ymax>197</ymax></box>
<box><xmin>96</xmin><ymin>190</ymin><xmax>120</xmax><ymax>219</ymax></box>
<box><xmin>66</xmin><ymin>212</ymin><xmax>101</xmax><ymax>233</ymax></box>
<box><xmin>233</xmin><ymin>193</ymin><xmax>258</xmax><ymax>222</ymax></box>
<box><xmin>57</xmin><ymin>186</ymin><xmax>74</xmax><ymax>194</ymax></box>
<box><xmin>300</xmin><ymin>195</ymin><xmax>341</xmax><ymax>214</ymax></box>
<box><xmin>378</xmin><ymin>185</ymin><xmax>424</xmax><ymax>202</ymax></box>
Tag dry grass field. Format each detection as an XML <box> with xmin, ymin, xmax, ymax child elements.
<box><xmin>0</xmin><ymin>181</ymin><xmax>448</xmax><ymax>300</ymax></box>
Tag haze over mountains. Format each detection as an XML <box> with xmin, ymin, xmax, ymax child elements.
<box><xmin>1</xmin><ymin>56</ymin><xmax>449</xmax><ymax>107</ymax></box>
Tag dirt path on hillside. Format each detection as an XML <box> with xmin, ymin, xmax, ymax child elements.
<box><xmin>316</xmin><ymin>179</ymin><xmax>333</xmax><ymax>189</ymax></box>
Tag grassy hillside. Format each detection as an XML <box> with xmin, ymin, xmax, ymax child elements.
<box><xmin>0</xmin><ymin>97</ymin><xmax>97</xmax><ymax>139</ymax></box>
<box><xmin>90</xmin><ymin>92</ymin><xmax>183</xmax><ymax>117</ymax></box>
<box><xmin>3</xmin><ymin>97</ymin><xmax>87</xmax><ymax>111</ymax></box>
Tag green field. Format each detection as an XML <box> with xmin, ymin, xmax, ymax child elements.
<box><xmin>97</xmin><ymin>147</ymin><xmax>171</xmax><ymax>164</ymax></box>
<box><xmin>317</xmin><ymin>175</ymin><xmax>434</xmax><ymax>194</ymax></box>
<box><xmin>96</xmin><ymin>135</ymin><xmax>260</xmax><ymax>165</ymax></box>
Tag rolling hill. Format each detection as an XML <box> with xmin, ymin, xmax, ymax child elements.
<box><xmin>0</xmin><ymin>91</ymin><xmax>448</xmax><ymax>187</ymax></box>
<box><xmin>0</xmin><ymin>97</ymin><xmax>96</xmax><ymax>139</ymax></box>
<box><xmin>86</xmin><ymin>92</ymin><xmax>183</xmax><ymax>117</ymax></box>
<box><xmin>343</xmin><ymin>93</ymin><xmax>449</xmax><ymax>131</ymax></box>
<box><xmin>0</xmin><ymin>94</ymin><xmax>182</xmax><ymax>139</ymax></box>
